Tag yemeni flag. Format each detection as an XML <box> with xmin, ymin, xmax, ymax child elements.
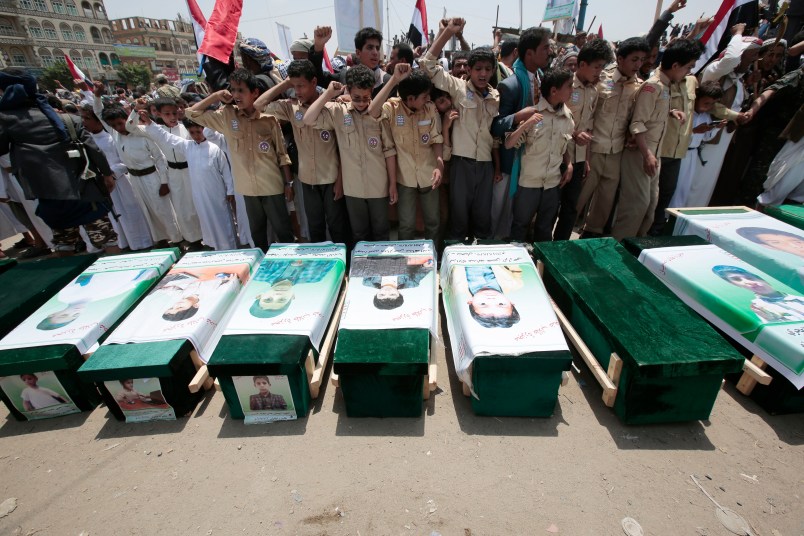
<box><xmin>597</xmin><ymin>24</ymin><xmax>603</xmax><ymax>39</ymax></box>
<box><xmin>64</xmin><ymin>54</ymin><xmax>91</xmax><ymax>86</ymax></box>
<box><xmin>198</xmin><ymin>0</ymin><xmax>243</xmax><ymax>64</ymax></box>
<box><xmin>408</xmin><ymin>0</ymin><xmax>429</xmax><ymax>47</ymax></box>
<box><xmin>693</xmin><ymin>0</ymin><xmax>759</xmax><ymax>72</ymax></box>
<box><xmin>186</xmin><ymin>0</ymin><xmax>207</xmax><ymax>75</ymax></box>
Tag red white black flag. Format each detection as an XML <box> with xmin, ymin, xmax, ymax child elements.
<box><xmin>408</xmin><ymin>0</ymin><xmax>429</xmax><ymax>48</ymax></box>
<box><xmin>693</xmin><ymin>0</ymin><xmax>759</xmax><ymax>72</ymax></box>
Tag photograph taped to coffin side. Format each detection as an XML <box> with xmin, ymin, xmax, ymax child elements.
<box><xmin>218</xmin><ymin>243</ymin><xmax>346</xmax><ymax>351</ymax></box>
<box><xmin>339</xmin><ymin>240</ymin><xmax>437</xmax><ymax>336</ymax></box>
<box><xmin>104</xmin><ymin>249</ymin><xmax>262</xmax><ymax>363</ymax></box>
<box><xmin>232</xmin><ymin>374</ymin><xmax>297</xmax><ymax>424</ymax></box>
<box><xmin>104</xmin><ymin>377</ymin><xmax>176</xmax><ymax>423</ymax></box>
<box><xmin>673</xmin><ymin>210</ymin><xmax>804</xmax><ymax>294</ymax></box>
<box><xmin>640</xmin><ymin>244</ymin><xmax>804</xmax><ymax>389</ymax></box>
<box><xmin>0</xmin><ymin>371</ymin><xmax>80</xmax><ymax>420</ymax></box>
<box><xmin>440</xmin><ymin>244</ymin><xmax>569</xmax><ymax>397</ymax></box>
<box><xmin>0</xmin><ymin>250</ymin><xmax>178</xmax><ymax>355</ymax></box>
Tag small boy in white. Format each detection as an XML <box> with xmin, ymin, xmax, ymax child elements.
<box><xmin>19</xmin><ymin>374</ymin><xmax>68</xmax><ymax>410</ymax></box>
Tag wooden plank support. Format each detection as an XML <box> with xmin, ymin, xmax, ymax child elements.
<box><xmin>310</xmin><ymin>278</ymin><xmax>347</xmax><ymax>399</ymax></box>
<box><xmin>736</xmin><ymin>355</ymin><xmax>771</xmax><ymax>396</ymax></box>
<box><xmin>188</xmin><ymin>365</ymin><xmax>209</xmax><ymax>394</ymax></box>
<box><xmin>549</xmin><ymin>297</ymin><xmax>618</xmax><ymax>407</ymax></box>
<box><xmin>424</xmin><ymin>274</ymin><xmax>439</xmax><ymax>400</ymax></box>
<box><xmin>602</xmin><ymin>353</ymin><xmax>623</xmax><ymax>406</ymax></box>
<box><xmin>189</xmin><ymin>349</ymin><xmax>214</xmax><ymax>392</ymax></box>
<box><xmin>461</xmin><ymin>381</ymin><xmax>471</xmax><ymax>397</ymax></box>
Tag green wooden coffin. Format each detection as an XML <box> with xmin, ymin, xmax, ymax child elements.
<box><xmin>763</xmin><ymin>204</ymin><xmax>804</xmax><ymax>231</ymax></box>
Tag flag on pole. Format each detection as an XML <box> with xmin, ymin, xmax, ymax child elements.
<box><xmin>64</xmin><ymin>54</ymin><xmax>91</xmax><ymax>86</ymax></box>
<box><xmin>322</xmin><ymin>47</ymin><xmax>334</xmax><ymax>74</ymax></box>
<box><xmin>275</xmin><ymin>22</ymin><xmax>293</xmax><ymax>61</ymax></box>
<box><xmin>408</xmin><ymin>0</ymin><xmax>429</xmax><ymax>47</ymax></box>
<box><xmin>186</xmin><ymin>0</ymin><xmax>207</xmax><ymax>74</ymax></box>
<box><xmin>198</xmin><ymin>0</ymin><xmax>244</xmax><ymax>64</ymax></box>
<box><xmin>693</xmin><ymin>0</ymin><xmax>759</xmax><ymax>72</ymax></box>
<box><xmin>597</xmin><ymin>23</ymin><xmax>603</xmax><ymax>38</ymax></box>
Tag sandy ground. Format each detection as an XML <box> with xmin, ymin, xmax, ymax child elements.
<box><xmin>0</xmin><ymin>237</ymin><xmax>802</xmax><ymax>535</ymax></box>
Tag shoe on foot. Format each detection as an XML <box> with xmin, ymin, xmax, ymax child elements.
<box><xmin>18</xmin><ymin>246</ymin><xmax>51</xmax><ymax>259</ymax></box>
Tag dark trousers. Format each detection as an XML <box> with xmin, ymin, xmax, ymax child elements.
<box><xmin>553</xmin><ymin>162</ymin><xmax>586</xmax><ymax>241</ymax></box>
<box><xmin>511</xmin><ymin>185</ymin><xmax>560</xmax><ymax>242</ymax></box>
<box><xmin>449</xmin><ymin>156</ymin><xmax>493</xmax><ymax>240</ymax></box>
<box><xmin>649</xmin><ymin>157</ymin><xmax>682</xmax><ymax>236</ymax></box>
<box><xmin>344</xmin><ymin>196</ymin><xmax>390</xmax><ymax>242</ymax></box>
<box><xmin>243</xmin><ymin>194</ymin><xmax>294</xmax><ymax>250</ymax></box>
<box><xmin>397</xmin><ymin>184</ymin><xmax>440</xmax><ymax>244</ymax></box>
<box><xmin>301</xmin><ymin>182</ymin><xmax>349</xmax><ymax>243</ymax></box>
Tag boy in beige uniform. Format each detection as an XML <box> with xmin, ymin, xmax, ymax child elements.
<box><xmin>553</xmin><ymin>39</ymin><xmax>613</xmax><ymax>241</ymax></box>
<box><xmin>576</xmin><ymin>37</ymin><xmax>650</xmax><ymax>238</ymax></box>
<box><xmin>254</xmin><ymin>59</ymin><xmax>349</xmax><ymax>244</ymax></box>
<box><xmin>418</xmin><ymin>18</ymin><xmax>500</xmax><ymax>240</ymax></box>
<box><xmin>303</xmin><ymin>65</ymin><xmax>398</xmax><ymax>243</ymax></box>
<box><xmin>187</xmin><ymin>69</ymin><xmax>294</xmax><ymax>250</ymax></box>
<box><xmin>369</xmin><ymin>64</ymin><xmax>444</xmax><ymax>247</ymax></box>
<box><xmin>504</xmin><ymin>69</ymin><xmax>575</xmax><ymax>242</ymax></box>
<box><xmin>612</xmin><ymin>39</ymin><xmax>703</xmax><ymax>240</ymax></box>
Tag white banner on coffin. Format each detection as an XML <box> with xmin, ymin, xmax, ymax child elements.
<box><xmin>440</xmin><ymin>244</ymin><xmax>569</xmax><ymax>397</ymax></box>
<box><xmin>339</xmin><ymin>240</ymin><xmax>437</xmax><ymax>336</ymax></box>
<box><xmin>104</xmin><ymin>249</ymin><xmax>262</xmax><ymax>363</ymax></box>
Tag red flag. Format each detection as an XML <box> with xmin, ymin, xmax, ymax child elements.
<box><xmin>186</xmin><ymin>0</ymin><xmax>207</xmax><ymax>73</ymax></box>
<box><xmin>198</xmin><ymin>0</ymin><xmax>243</xmax><ymax>64</ymax></box>
<box><xmin>408</xmin><ymin>0</ymin><xmax>429</xmax><ymax>47</ymax></box>
<box><xmin>322</xmin><ymin>47</ymin><xmax>333</xmax><ymax>74</ymax></box>
<box><xmin>693</xmin><ymin>0</ymin><xmax>757</xmax><ymax>72</ymax></box>
<box><xmin>64</xmin><ymin>54</ymin><xmax>92</xmax><ymax>86</ymax></box>
<box><xmin>597</xmin><ymin>24</ymin><xmax>603</xmax><ymax>39</ymax></box>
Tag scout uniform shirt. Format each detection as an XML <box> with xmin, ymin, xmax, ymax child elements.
<box><xmin>591</xmin><ymin>65</ymin><xmax>643</xmax><ymax>155</ymax></box>
<box><xmin>629</xmin><ymin>70</ymin><xmax>673</xmax><ymax>156</ymax></box>
<box><xmin>659</xmin><ymin>75</ymin><xmax>698</xmax><ymax>159</ymax></box>
<box><xmin>186</xmin><ymin>104</ymin><xmax>291</xmax><ymax>196</ymax></box>
<box><xmin>381</xmin><ymin>98</ymin><xmax>443</xmax><ymax>189</ymax></box>
<box><xmin>511</xmin><ymin>99</ymin><xmax>575</xmax><ymax>190</ymax></box>
<box><xmin>314</xmin><ymin>102</ymin><xmax>397</xmax><ymax>199</ymax></box>
<box><xmin>566</xmin><ymin>73</ymin><xmax>599</xmax><ymax>164</ymax></box>
<box><xmin>419</xmin><ymin>55</ymin><xmax>499</xmax><ymax>162</ymax></box>
<box><xmin>263</xmin><ymin>99</ymin><xmax>340</xmax><ymax>186</ymax></box>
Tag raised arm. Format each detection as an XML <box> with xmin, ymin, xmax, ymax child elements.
<box><xmin>368</xmin><ymin>63</ymin><xmax>411</xmax><ymax>118</ymax></box>
<box><xmin>426</xmin><ymin>18</ymin><xmax>465</xmax><ymax>60</ymax></box>
<box><xmin>302</xmin><ymin>81</ymin><xmax>344</xmax><ymax>127</ymax></box>
<box><xmin>254</xmin><ymin>78</ymin><xmax>294</xmax><ymax>111</ymax></box>
<box><xmin>138</xmin><ymin>111</ymin><xmax>191</xmax><ymax>153</ymax></box>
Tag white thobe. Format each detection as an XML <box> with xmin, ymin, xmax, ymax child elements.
<box><xmin>144</xmin><ymin>124</ymin><xmax>237</xmax><ymax>250</ymax></box>
<box><xmin>669</xmin><ymin>112</ymin><xmax>720</xmax><ymax>208</ymax></box>
<box><xmin>0</xmin><ymin>154</ymin><xmax>54</xmax><ymax>246</ymax></box>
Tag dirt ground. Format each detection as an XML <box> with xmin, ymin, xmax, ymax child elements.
<box><xmin>0</xmin><ymin>317</ymin><xmax>802</xmax><ymax>536</ymax></box>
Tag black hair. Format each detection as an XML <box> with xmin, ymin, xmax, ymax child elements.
<box><xmin>162</xmin><ymin>306</ymin><xmax>198</xmax><ymax>322</ymax></box>
<box><xmin>696</xmin><ymin>80</ymin><xmax>724</xmax><ymax>100</ymax></box>
<box><xmin>182</xmin><ymin>117</ymin><xmax>202</xmax><ymax>129</ymax></box>
<box><xmin>468</xmin><ymin>303</ymin><xmax>521</xmax><ymax>328</ymax></box>
<box><xmin>616</xmin><ymin>37</ymin><xmax>651</xmax><ymax>60</ymax></box>
<box><xmin>63</xmin><ymin>102</ymin><xmax>78</xmax><ymax>114</ymax></box>
<box><xmin>791</xmin><ymin>29</ymin><xmax>804</xmax><ymax>48</ymax></box>
<box><xmin>101</xmin><ymin>105</ymin><xmax>128</xmax><ymax>122</ymax></box>
<box><xmin>345</xmin><ymin>64</ymin><xmax>375</xmax><ymax>90</ymax></box>
<box><xmin>660</xmin><ymin>38</ymin><xmax>704</xmax><ymax>70</ymax></box>
<box><xmin>735</xmin><ymin>226</ymin><xmax>804</xmax><ymax>245</ymax></box>
<box><xmin>116</xmin><ymin>87</ymin><xmax>126</xmax><ymax>94</ymax></box>
<box><xmin>398</xmin><ymin>70</ymin><xmax>432</xmax><ymax>100</ymax></box>
<box><xmin>468</xmin><ymin>47</ymin><xmax>496</xmax><ymax>68</ymax></box>
<box><xmin>80</xmin><ymin>102</ymin><xmax>98</xmax><ymax>120</ymax></box>
<box><xmin>500</xmin><ymin>39</ymin><xmax>519</xmax><ymax>58</ymax></box>
<box><xmin>354</xmin><ymin>27</ymin><xmax>382</xmax><ymax>51</ymax></box>
<box><xmin>228</xmin><ymin>68</ymin><xmax>259</xmax><ymax>92</ymax></box>
<box><xmin>253</xmin><ymin>375</ymin><xmax>270</xmax><ymax>384</ymax></box>
<box><xmin>118</xmin><ymin>379</ymin><xmax>132</xmax><ymax>385</ymax></box>
<box><xmin>46</xmin><ymin>95</ymin><xmax>63</xmax><ymax>110</ymax></box>
<box><xmin>540</xmin><ymin>68</ymin><xmax>573</xmax><ymax>99</ymax></box>
<box><xmin>394</xmin><ymin>42</ymin><xmax>414</xmax><ymax>64</ymax></box>
<box><xmin>451</xmin><ymin>50</ymin><xmax>469</xmax><ymax>67</ymax></box>
<box><xmin>180</xmin><ymin>92</ymin><xmax>202</xmax><ymax>104</ymax></box>
<box><xmin>518</xmin><ymin>27</ymin><xmax>551</xmax><ymax>59</ymax></box>
<box><xmin>430</xmin><ymin>86</ymin><xmax>450</xmax><ymax>101</ymax></box>
<box><xmin>287</xmin><ymin>59</ymin><xmax>316</xmax><ymax>81</ymax></box>
<box><xmin>153</xmin><ymin>97</ymin><xmax>178</xmax><ymax>111</ymax></box>
<box><xmin>373</xmin><ymin>293</ymin><xmax>404</xmax><ymax>310</ymax></box>
<box><xmin>578</xmin><ymin>39</ymin><xmax>614</xmax><ymax>65</ymax></box>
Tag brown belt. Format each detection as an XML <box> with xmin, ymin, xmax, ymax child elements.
<box><xmin>128</xmin><ymin>166</ymin><xmax>157</xmax><ymax>177</ymax></box>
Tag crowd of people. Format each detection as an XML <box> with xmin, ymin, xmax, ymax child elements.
<box><xmin>1</xmin><ymin>0</ymin><xmax>802</xmax><ymax>261</ymax></box>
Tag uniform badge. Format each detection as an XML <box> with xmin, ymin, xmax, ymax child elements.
<box><xmin>643</xmin><ymin>85</ymin><xmax>656</xmax><ymax>93</ymax></box>
<box><xmin>396</xmin><ymin>115</ymin><xmax>405</xmax><ymax>126</ymax></box>
<box><xmin>534</xmin><ymin>121</ymin><xmax>544</xmax><ymax>128</ymax></box>
<box><xmin>294</xmin><ymin>110</ymin><xmax>304</xmax><ymax>121</ymax></box>
<box><xmin>231</xmin><ymin>119</ymin><xmax>240</xmax><ymax>131</ymax></box>
<box><xmin>606</xmin><ymin>80</ymin><xmax>615</xmax><ymax>91</ymax></box>
<box><xmin>571</xmin><ymin>90</ymin><xmax>580</xmax><ymax>103</ymax></box>
<box><xmin>466</xmin><ymin>91</ymin><xmax>474</xmax><ymax>100</ymax></box>
<box><xmin>421</xmin><ymin>133</ymin><xmax>430</xmax><ymax>144</ymax></box>
<box><xmin>661</xmin><ymin>89</ymin><xmax>670</xmax><ymax>100</ymax></box>
<box><xmin>320</xmin><ymin>130</ymin><xmax>332</xmax><ymax>142</ymax></box>
<box><xmin>344</xmin><ymin>113</ymin><xmax>353</xmax><ymax>127</ymax></box>
<box><xmin>368</xmin><ymin>136</ymin><xmax>379</xmax><ymax>149</ymax></box>
<box><xmin>258</xmin><ymin>141</ymin><xmax>270</xmax><ymax>152</ymax></box>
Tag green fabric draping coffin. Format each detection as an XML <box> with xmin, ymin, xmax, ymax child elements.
<box><xmin>764</xmin><ymin>204</ymin><xmax>804</xmax><ymax>231</ymax></box>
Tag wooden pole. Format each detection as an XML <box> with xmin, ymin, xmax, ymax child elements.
<box><xmin>654</xmin><ymin>0</ymin><xmax>663</xmax><ymax>22</ymax></box>
<box><xmin>585</xmin><ymin>15</ymin><xmax>596</xmax><ymax>34</ymax></box>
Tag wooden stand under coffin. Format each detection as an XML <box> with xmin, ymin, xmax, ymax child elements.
<box><xmin>533</xmin><ymin>238</ymin><xmax>745</xmax><ymax>425</ymax></box>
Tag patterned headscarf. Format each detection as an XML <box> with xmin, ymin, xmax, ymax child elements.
<box><xmin>239</xmin><ymin>37</ymin><xmax>275</xmax><ymax>73</ymax></box>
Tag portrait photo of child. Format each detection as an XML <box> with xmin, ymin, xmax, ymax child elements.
<box><xmin>232</xmin><ymin>375</ymin><xmax>296</xmax><ymax>424</ymax></box>
<box><xmin>0</xmin><ymin>371</ymin><xmax>79</xmax><ymax>420</ymax></box>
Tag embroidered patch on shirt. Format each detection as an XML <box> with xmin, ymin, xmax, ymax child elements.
<box><xmin>231</xmin><ymin>119</ymin><xmax>240</xmax><ymax>131</ymax></box>
<box><xmin>344</xmin><ymin>114</ymin><xmax>353</xmax><ymax>127</ymax></box>
<box><xmin>643</xmin><ymin>85</ymin><xmax>656</xmax><ymax>93</ymax></box>
<box><xmin>466</xmin><ymin>91</ymin><xmax>474</xmax><ymax>100</ymax></box>
<box><xmin>606</xmin><ymin>80</ymin><xmax>615</xmax><ymax>91</ymax></box>
<box><xmin>258</xmin><ymin>140</ymin><xmax>270</xmax><ymax>152</ymax></box>
<box><xmin>421</xmin><ymin>133</ymin><xmax>430</xmax><ymax>144</ymax></box>
<box><xmin>396</xmin><ymin>115</ymin><xmax>405</xmax><ymax>126</ymax></box>
<box><xmin>294</xmin><ymin>110</ymin><xmax>304</xmax><ymax>121</ymax></box>
<box><xmin>534</xmin><ymin>121</ymin><xmax>544</xmax><ymax>129</ymax></box>
<box><xmin>661</xmin><ymin>89</ymin><xmax>670</xmax><ymax>100</ymax></box>
<box><xmin>571</xmin><ymin>90</ymin><xmax>580</xmax><ymax>103</ymax></box>
<box><xmin>368</xmin><ymin>136</ymin><xmax>379</xmax><ymax>149</ymax></box>
<box><xmin>417</xmin><ymin>119</ymin><xmax>432</xmax><ymax>126</ymax></box>
<box><xmin>320</xmin><ymin>130</ymin><xmax>332</xmax><ymax>142</ymax></box>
